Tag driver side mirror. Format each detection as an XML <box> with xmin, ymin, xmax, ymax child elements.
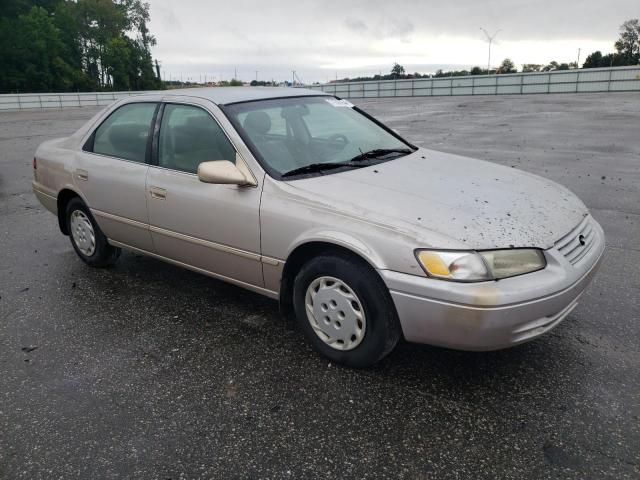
<box><xmin>197</xmin><ymin>160</ymin><xmax>255</xmax><ymax>186</ymax></box>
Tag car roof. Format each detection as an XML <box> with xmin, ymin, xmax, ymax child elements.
<box><xmin>136</xmin><ymin>86</ymin><xmax>330</xmax><ymax>106</ymax></box>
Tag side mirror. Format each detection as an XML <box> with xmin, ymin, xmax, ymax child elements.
<box><xmin>197</xmin><ymin>160</ymin><xmax>253</xmax><ymax>185</ymax></box>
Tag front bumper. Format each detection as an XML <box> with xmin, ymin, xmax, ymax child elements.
<box><xmin>381</xmin><ymin>216</ymin><xmax>605</xmax><ymax>351</ymax></box>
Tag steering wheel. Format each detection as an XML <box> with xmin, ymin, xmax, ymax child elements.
<box><xmin>327</xmin><ymin>133</ymin><xmax>349</xmax><ymax>148</ymax></box>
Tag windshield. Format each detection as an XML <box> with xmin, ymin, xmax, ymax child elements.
<box><xmin>223</xmin><ymin>96</ymin><xmax>414</xmax><ymax>179</ymax></box>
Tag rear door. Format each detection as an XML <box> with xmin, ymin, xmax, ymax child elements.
<box><xmin>146</xmin><ymin>100</ymin><xmax>263</xmax><ymax>288</ymax></box>
<box><xmin>75</xmin><ymin>101</ymin><xmax>158</xmax><ymax>251</ymax></box>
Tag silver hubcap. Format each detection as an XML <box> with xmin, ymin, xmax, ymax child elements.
<box><xmin>304</xmin><ymin>276</ymin><xmax>366</xmax><ymax>351</ymax></box>
<box><xmin>70</xmin><ymin>210</ymin><xmax>96</xmax><ymax>256</ymax></box>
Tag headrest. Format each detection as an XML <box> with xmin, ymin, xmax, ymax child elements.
<box><xmin>243</xmin><ymin>111</ymin><xmax>271</xmax><ymax>135</ymax></box>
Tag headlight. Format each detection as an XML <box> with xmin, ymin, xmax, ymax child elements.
<box><xmin>416</xmin><ymin>249</ymin><xmax>546</xmax><ymax>282</ymax></box>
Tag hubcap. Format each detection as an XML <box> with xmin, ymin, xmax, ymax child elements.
<box><xmin>304</xmin><ymin>276</ymin><xmax>366</xmax><ymax>351</ymax></box>
<box><xmin>70</xmin><ymin>210</ymin><xmax>96</xmax><ymax>256</ymax></box>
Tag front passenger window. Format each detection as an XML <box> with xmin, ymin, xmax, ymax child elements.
<box><xmin>159</xmin><ymin>104</ymin><xmax>236</xmax><ymax>174</ymax></box>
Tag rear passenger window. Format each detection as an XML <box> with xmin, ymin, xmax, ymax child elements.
<box><xmin>159</xmin><ymin>104</ymin><xmax>236</xmax><ymax>174</ymax></box>
<box><xmin>92</xmin><ymin>103</ymin><xmax>157</xmax><ymax>163</ymax></box>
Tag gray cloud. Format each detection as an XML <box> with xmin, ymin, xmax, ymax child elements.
<box><xmin>344</xmin><ymin>17</ymin><xmax>368</xmax><ymax>33</ymax></box>
<box><xmin>148</xmin><ymin>0</ymin><xmax>639</xmax><ymax>82</ymax></box>
<box><xmin>385</xmin><ymin>18</ymin><xmax>414</xmax><ymax>38</ymax></box>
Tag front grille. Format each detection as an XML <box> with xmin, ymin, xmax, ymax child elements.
<box><xmin>554</xmin><ymin>215</ymin><xmax>595</xmax><ymax>265</ymax></box>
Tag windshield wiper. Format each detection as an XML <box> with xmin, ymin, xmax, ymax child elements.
<box><xmin>348</xmin><ymin>148</ymin><xmax>413</xmax><ymax>162</ymax></box>
<box><xmin>281</xmin><ymin>161</ymin><xmax>365</xmax><ymax>178</ymax></box>
<box><xmin>280</xmin><ymin>148</ymin><xmax>414</xmax><ymax>178</ymax></box>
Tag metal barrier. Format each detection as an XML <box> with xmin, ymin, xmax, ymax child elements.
<box><xmin>307</xmin><ymin>66</ymin><xmax>640</xmax><ymax>98</ymax></box>
<box><xmin>3</xmin><ymin>67</ymin><xmax>638</xmax><ymax>111</ymax></box>
<box><xmin>0</xmin><ymin>91</ymin><xmax>155</xmax><ymax>112</ymax></box>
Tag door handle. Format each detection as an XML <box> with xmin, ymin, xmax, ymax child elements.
<box><xmin>75</xmin><ymin>169</ymin><xmax>89</xmax><ymax>181</ymax></box>
<box><xmin>149</xmin><ymin>186</ymin><xmax>167</xmax><ymax>200</ymax></box>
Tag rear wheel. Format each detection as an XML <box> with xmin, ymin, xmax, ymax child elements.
<box><xmin>66</xmin><ymin>197</ymin><xmax>120</xmax><ymax>267</ymax></box>
<box><xmin>292</xmin><ymin>253</ymin><xmax>401</xmax><ymax>367</ymax></box>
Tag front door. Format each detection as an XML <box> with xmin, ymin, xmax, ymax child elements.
<box><xmin>75</xmin><ymin>102</ymin><xmax>158</xmax><ymax>251</ymax></box>
<box><xmin>146</xmin><ymin>102</ymin><xmax>263</xmax><ymax>288</ymax></box>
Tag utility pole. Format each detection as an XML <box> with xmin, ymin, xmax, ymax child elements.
<box><xmin>480</xmin><ymin>28</ymin><xmax>501</xmax><ymax>73</ymax></box>
<box><xmin>234</xmin><ymin>67</ymin><xmax>237</xmax><ymax>80</ymax></box>
<box><xmin>292</xmin><ymin>70</ymin><xmax>295</xmax><ymax>87</ymax></box>
<box><xmin>576</xmin><ymin>48</ymin><xmax>581</xmax><ymax>69</ymax></box>
<box><xmin>255</xmin><ymin>71</ymin><xmax>258</xmax><ymax>82</ymax></box>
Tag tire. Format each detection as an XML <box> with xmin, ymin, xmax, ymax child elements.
<box><xmin>66</xmin><ymin>197</ymin><xmax>120</xmax><ymax>267</ymax></box>
<box><xmin>292</xmin><ymin>253</ymin><xmax>401</xmax><ymax>367</ymax></box>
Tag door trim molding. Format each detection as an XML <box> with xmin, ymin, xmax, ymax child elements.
<box><xmin>93</xmin><ymin>208</ymin><xmax>282</xmax><ymax>266</ymax></box>
<box><xmin>91</xmin><ymin>209</ymin><xmax>148</xmax><ymax>230</ymax></box>
<box><xmin>149</xmin><ymin>224</ymin><xmax>261</xmax><ymax>262</ymax></box>
<box><xmin>108</xmin><ymin>239</ymin><xmax>280</xmax><ymax>299</ymax></box>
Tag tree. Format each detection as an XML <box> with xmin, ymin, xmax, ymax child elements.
<box><xmin>583</xmin><ymin>51</ymin><xmax>603</xmax><ymax>68</ymax></box>
<box><xmin>390</xmin><ymin>63</ymin><xmax>405</xmax><ymax>79</ymax></box>
<box><xmin>0</xmin><ymin>0</ymin><xmax>163</xmax><ymax>93</ymax></box>
<box><xmin>104</xmin><ymin>36</ymin><xmax>132</xmax><ymax>90</ymax></box>
<box><xmin>522</xmin><ymin>64</ymin><xmax>542</xmax><ymax>73</ymax></box>
<box><xmin>542</xmin><ymin>61</ymin><xmax>570</xmax><ymax>71</ymax></box>
<box><xmin>614</xmin><ymin>19</ymin><xmax>640</xmax><ymax>64</ymax></box>
<box><xmin>497</xmin><ymin>58</ymin><xmax>517</xmax><ymax>74</ymax></box>
<box><xmin>0</xmin><ymin>6</ymin><xmax>76</xmax><ymax>92</ymax></box>
<box><xmin>470</xmin><ymin>66</ymin><xmax>486</xmax><ymax>75</ymax></box>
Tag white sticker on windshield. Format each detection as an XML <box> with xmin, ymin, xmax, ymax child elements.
<box><xmin>325</xmin><ymin>98</ymin><xmax>354</xmax><ymax>108</ymax></box>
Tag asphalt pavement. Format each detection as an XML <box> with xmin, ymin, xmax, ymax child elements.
<box><xmin>1</xmin><ymin>93</ymin><xmax>639</xmax><ymax>479</ymax></box>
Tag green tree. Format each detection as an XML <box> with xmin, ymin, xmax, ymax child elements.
<box><xmin>542</xmin><ymin>61</ymin><xmax>568</xmax><ymax>72</ymax></box>
<box><xmin>470</xmin><ymin>66</ymin><xmax>487</xmax><ymax>75</ymax></box>
<box><xmin>614</xmin><ymin>19</ymin><xmax>640</xmax><ymax>64</ymax></box>
<box><xmin>0</xmin><ymin>6</ymin><xmax>76</xmax><ymax>92</ymax></box>
<box><xmin>582</xmin><ymin>51</ymin><xmax>603</xmax><ymax>68</ymax></box>
<box><xmin>522</xmin><ymin>64</ymin><xmax>542</xmax><ymax>73</ymax></box>
<box><xmin>497</xmin><ymin>58</ymin><xmax>517</xmax><ymax>74</ymax></box>
<box><xmin>103</xmin><ymin>36</ymin><xmax>131</xmax><ymax>89</ymax></box>
<box><xmin>390</xmin><ymin>62</ymin><xmax>405</xmax><ymax>79</ymax></box>
<box><xmin>0</xmin><ymin>0</ymin><xmax>162</xmax><ymax>93</ymax></box>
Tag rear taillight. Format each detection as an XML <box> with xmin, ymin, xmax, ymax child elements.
<box><xmin>33</xmin><ymin>157</ymin><xmax>37</xmax><ymax>170</ymax></box>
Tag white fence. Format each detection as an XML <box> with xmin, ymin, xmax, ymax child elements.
<box><xmin>2</xmin><ymin>66</ymin><xmax>639</xmax><ymax>111</ymax></box>
<box><xmin>0</xmin><ymin>90</ymin><xmax>154</xmax><ymax>112</ymax></box>
<box><xmin>307</xmin><ymin>66</ymin><xmax>640</xmax><ymax>98</ymax></box>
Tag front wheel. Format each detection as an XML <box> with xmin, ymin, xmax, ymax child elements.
<box><xmin>292</xmin><ymin>253</ymin><xmax>401</xmax><ymax>367</ymax></box>
<box><xmin>66</xmin><ymin>197</ymin><xmax>120</xmax><ymax>267</ymax></box>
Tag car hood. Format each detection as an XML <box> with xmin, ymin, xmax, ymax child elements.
<box><xmin>282</xmin><ymin>148</ymin><xmax>588</xmax><ymax>250</ymax></box>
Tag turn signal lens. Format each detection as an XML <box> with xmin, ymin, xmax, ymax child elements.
<box><xmin>417</xmin><ymin>251</ymin><xmax>451</xmax><ymax>276</ymax></box>
<box><xmin>416</xmin><ymin>250</ymin><xmax>491</xmax><ymax>281</ymax></box>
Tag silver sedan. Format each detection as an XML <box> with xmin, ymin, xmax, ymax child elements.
<box><xmin>33</xmin><ymin>87</ymin><xmax>605</xmax><ymax>367</ymax></box>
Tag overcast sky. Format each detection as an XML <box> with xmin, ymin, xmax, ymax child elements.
<box><xmin>148</xmin><ymin>0</ymin><xmax>638</xmax><ymax>83</ymax></box>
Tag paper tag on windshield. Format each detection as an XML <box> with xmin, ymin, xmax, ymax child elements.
<box><xmin>325</xmin><ymin>98</ymin><xmax>354</xmax><ymax>108</ymax></box>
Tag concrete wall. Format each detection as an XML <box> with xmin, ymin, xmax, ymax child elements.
<box><xmin>0</xmin><ymin>91</ymin><xmax>154</xmax><ymax>112</ymax></box>
<box><xmin>307</xmin><ymin>66</ymin><xmax>640</xmax><ymax>98</ymax></box>
<box><xmin>2</xmin><ymin>66</ymin><xmax>639</xmax><ymax>111</ymax></box>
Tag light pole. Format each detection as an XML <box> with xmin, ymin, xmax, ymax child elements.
<box><xmin>480</xmin><ymin>28</ymin><xmax>501</xmax><ymax>73</ymax></box>
<box><xmin>576</xmin><ymin>48</ymin><xmax>581</xmax><ymax>69</ymax></box>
